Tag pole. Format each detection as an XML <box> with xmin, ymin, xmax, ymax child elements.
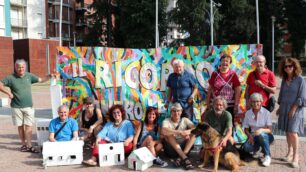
<box><xmin>256</xmin><ymin>0</ymin><xmax>260</xmax><ymax>44</ymax></box>
<box><xmin>46</xmin><ymin>44</ymin><xmax>50</xmax><ymax>75</ymax></box>
<box><xmin>156</xmin><ymin>0</ymin><xmax>159</xmax><ymax>48</ymax></box>
<box><xmin>59</xmin><ymin>0</ymin><xmax>63</xmax><ymax>46</ymax></box>
<box><xmin>210</xmin><ymin>0</ymin><xmax>213</xmax><ymax>46</ymax></box>
<box><xmin>272</xmin><ymin>16</ymin><xmax>275</xmax><ymax>72</ymax></box>
<box><xmin>107</xmin><ymin>0</ymin><xmax>112</xmax><ymax>46</ymax></box>
<box><xmin>73</xmin><ymin>32</ymin><xmax>76</xmax><ymax>47</ymax></box>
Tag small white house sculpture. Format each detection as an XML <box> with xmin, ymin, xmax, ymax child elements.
<box><xmin>98</xmin><ymin>142</ymin><xmax>125</xmax><ymax>167</ymax></box>
<box><xmin>42</xmin><ymin>140</ymin><xmax>84</xmax><ymax>167</ymax></box>
<box><xmin>128</xmin><ymin>147</ymin><xmax>156</xmax><ymax>171</ymax></box>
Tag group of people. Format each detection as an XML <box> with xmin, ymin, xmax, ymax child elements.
<box><xmin>0</xmin><ymin>55</ymin><xmax>305</xmax><ymax>169</ymax></box>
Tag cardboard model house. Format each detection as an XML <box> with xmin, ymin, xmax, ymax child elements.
<box><xmin>128</xmin><ymin>147</ymin><xmax>156</xmax><ymax>171</ymax></box>
<box><xmin>99</xmin><ymin>142</ymin><xmax>125</xmax><ymax>167</ymax></box>
<box><xmin>42</xmin><ymin>140</ymin><xmax>84</xmax><ymax>167</ymax></box>
<box><xmin>36</xmin><ymin>119</ymin><xmax>52</xmax><ymax>146</ymax></box>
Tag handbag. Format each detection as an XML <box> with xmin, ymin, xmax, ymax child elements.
<box><xmin>252</xmin><ymin>71</ymin><xmax>275</xmax><ymax>112</ymax></box>
<box><xmin>233</xmin><ymin>124</ymin><xmax>248</xmax><ymax>144</ymax></box>
<box><xmin>266</xmin><ymin>96</ymin><xmax>276</xmax><ymax>112</ymax></box>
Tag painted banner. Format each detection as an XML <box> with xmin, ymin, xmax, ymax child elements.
<box><xmin>56</xmin><ymin>44</ymin><xmax>262</xmax><ymax>120</ymax></box>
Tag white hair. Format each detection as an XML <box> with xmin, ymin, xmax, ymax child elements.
<box><xmin>212</xmin><ymin>96</ymin><xmax>228</xmax><ymax>109</ymax></box>
<box><xmin>57</xmin><ymin>105</ymin><xmax>69</xmax><ymax>112</ymax></box>
<box><xmin>255</xmin><ymin>55</ymin><xmax>266</xmax><ymax>62</ymax></box>
<box><xmin>15</xmin><ymin>59</ymin><xmax>27</xmax><ymax>67</ymax></box>
<box><xmin>250</xmin><ymin>93</ymin><xmax>263</xmax><ymax>102</ymax></box>
<box><xmin>172</xmin><ymin>59</ymin><xmax>184</xmax><ymax>66</ymax></box>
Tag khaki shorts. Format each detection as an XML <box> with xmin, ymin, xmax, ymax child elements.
<box><xmin>11</xmin><ymin>107</ymin><xmax>35</xmax><ymax>126</ymax></box>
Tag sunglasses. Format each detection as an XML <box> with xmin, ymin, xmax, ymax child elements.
<box><xmin>284</xmin><ymin>65</ymin><xmax>293</xmax><ymax>69</ymax></box>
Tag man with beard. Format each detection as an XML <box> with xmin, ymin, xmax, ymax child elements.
<box><xmin>203</xmin><ymin>96</ymin><xmax>234</xmax><ymax>147</ymax></box>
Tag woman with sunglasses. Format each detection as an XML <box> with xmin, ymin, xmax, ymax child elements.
<box><xmin>277</xmin><ymin>57</ymin><xmax>306</xmax><ymax>168</ymax></box>
<box><xmin>133</xmin><ymin>107</ymin><xmax>168</xmax><ymax>167</ymax></box>
<box><xmin>82</xmin><ymin>104</ymin><xmax>134</xmax><ymax>166</ymax></box>
<box><xmin>79</xmin><ymin>97</ymin><xmax>103</xmax><ymax>143</ymax></box>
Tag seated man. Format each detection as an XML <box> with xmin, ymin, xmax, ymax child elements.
<box><xmin>48</xmin><ymin>105</ymin><xmax>78</xmax><ymax>142</ymax></box>
<box><xmin>242</xmin><ymin>93</ymin><xmax>274</xmax><ymax>167</ymax></box>
<box><xmin>161</xmin><ymin>103</ymin><xmax>196</xmax><ymax>170</ymax></box>
<box><xmin>204</xmin><ymin>96</ymin><xmax>234</xmax><ymax>147</ymax></box>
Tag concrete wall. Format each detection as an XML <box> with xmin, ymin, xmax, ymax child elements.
<box><xmin>0</xmin><ymin>36</ymin><xmax>14</xmax><ymax>79</ymax></box>
<box><xmin>27</xmin><ymin>0</ymin><xmax>46</xmax><ymax>39</ymax></box>
<box><xmin>13</xmin><ymin>39</ymin><xmax>59</xmax><ymax>78</ymax></box>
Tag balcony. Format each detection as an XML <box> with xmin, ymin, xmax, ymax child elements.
<box><xmin>11</xmin><ymin>18</ymin><xmax>27</xmax><ymax>28</ymax></box>
<box><xmin>76</xmin><ymin>19</ymin><xmax>87</xmax><ymax>27</ymax></box>
<box><xmin>75</xmin><ymin>3</ymin><xmax>91</xmax><ymax>13</ymax></box>
<box><xmin>10</xmin><ymin>0</ymin><xmax>27</xmax><ymax>7</ymax></box>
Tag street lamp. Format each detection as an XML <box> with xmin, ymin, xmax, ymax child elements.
<box><xmin>271</xmin><ymin>16</ymin><xmax>275</xmax><ymax>72</ymax></box>
<box><xmin>59</xmin><ymin>0</ymin><xmax>63</xmax><ymax>47</ymax></box>
<box><xmin>256</xmin><ymin>0</ymin><xmax>260</xmax><ymax>44</ymax></box>
<box><xmin>208</xmin><ymin>0</ymin><xmax>221</xmax><ymax>46</ymax></box>
<box><xmin>156</xmin><ymin>0</ymin><xmax>159</xmax><ymax>48</ymax></box>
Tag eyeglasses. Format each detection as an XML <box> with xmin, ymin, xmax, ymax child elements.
<box><xmin>171</xmin><ymin>109</ymin><xmax>182</xmax><ymax>112</ymax></box>
<box><xmin>284</xmin><ymin>65</ymin><xmax>293</xmax><ymax>69</ymax></box>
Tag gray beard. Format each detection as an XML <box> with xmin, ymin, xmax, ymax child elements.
<box><xmin>214</xmin><ymin>109</ymin><xmax>223</xmax><ymax>115</ymax></box>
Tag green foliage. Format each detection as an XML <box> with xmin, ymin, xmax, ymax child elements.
<box><xmin>83</xmin><ymin>0</ymin><xmax>109</xmax><ymax>46</ymax></box>
<box><xmin>284</xmin><ymin>0</ymin><xmax>306</xmax><ymax>58</ymax></box>
<box><xmin>217</xmin><ymin>0</ymin><xmax>256</xmax><ymax>44</ymax></box>
<box><xmin>168</xmin><ymin>0</ymin><xmax>212</xmax><ymax>46</ymax></box>
<box><xmin>118</xmin><ymin>0</ymin><xmax>168</xmax><ymax>48</ymax></box>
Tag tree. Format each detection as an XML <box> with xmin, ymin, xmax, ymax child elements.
<box><xmin>168</xmin><ymin>0</ymin><xmax>221</xmax><ymax>46</ymax></box>
<box><xmin>117</xmin><ymin>0</ymin><xmax>168</xmax><ymax>48</ymax></box>
<box><xmin>217</xmin><ymin>0</ymin><xmax>256</xmax><ymax>44</ymax></box>
<box><xmin>284</xmin><ymin>0</ymin><xmax>306</xmax><ymax>58</ymax></box>
<box><xmin>83</xmin><ymin>0</ymin><xmax>111</xmax><ymax>46</ymax></box>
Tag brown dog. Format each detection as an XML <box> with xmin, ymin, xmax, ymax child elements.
<box><xmin>192</xmin><ymin>122</ymin><xmax>244</xmax><ymax>172</ymax></box>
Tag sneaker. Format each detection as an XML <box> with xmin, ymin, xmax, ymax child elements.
<box><xmin>262</xmin><ymin>156</ymin><xmax>271</xmax><ymax>167</ymax></box>
<box><xmin>252</xmin><ymin>148</ymin><xmax>262</xmax><ymax>159</ymax></box>
<box><xmin>154</xmin><ymin>156</ymin><xmax>168</xmax><ymax>167</ymax></box>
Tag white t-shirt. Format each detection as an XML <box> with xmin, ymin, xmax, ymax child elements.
<box><xmin>242</xmin><ymin>107</ymin><xmax>272</xmax><ymax>133</ymax></box>
<box><xmin>162</xmin><ymin>117</ymin><xmax>194</xmax><ymax>139</ymax></box>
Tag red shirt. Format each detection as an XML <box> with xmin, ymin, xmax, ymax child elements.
<box><xmin>246</xmin><ymin>69</ymin><xmax>276</xmax><ymax>106</ymax></box>
<box><xmin>208</xmin><ymin>69</ymin><xmax>240</xmax><ymax>106</ymax></box>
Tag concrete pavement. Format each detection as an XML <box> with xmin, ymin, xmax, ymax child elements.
<box><xmin>1</xmin><ymin>81</ymin><xmax>306</xmax><ymax>172</ymax></box>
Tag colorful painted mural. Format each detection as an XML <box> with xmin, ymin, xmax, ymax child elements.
<box><xmin>56</xmin><ymin>44</ymin><xmax>262</xmax><ymax>120</ymax></box>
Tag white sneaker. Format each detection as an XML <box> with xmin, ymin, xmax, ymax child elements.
<box><xmin>262</xmin><ymin>156</ymin><xmax>271</xmax><ymax>167</ymax></box>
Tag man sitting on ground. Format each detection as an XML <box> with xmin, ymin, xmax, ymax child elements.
<box><xmin>161</xmin><ymin>103</ymin><xmax>196</xmax><ymax>170</ymax></box>
<box><xmin>48</xmin><ymin>105</ymin><xmax>78</xmax><ymax>142</ymax></box>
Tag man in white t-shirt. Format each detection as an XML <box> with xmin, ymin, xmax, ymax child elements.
<box><xmin>161</xmin><ymin>103</ymin><xmax>196</xmax><ymax>170</ymax></box>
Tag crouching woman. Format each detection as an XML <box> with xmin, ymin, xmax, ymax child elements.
<box><xmin>242</xmin><ymin>93</ymin><xmax>274</xmax><ymax>167</ymax></box>
<box><xmin>82</xmin><ymin>104</ymin><xmax>134</xmax><ymax>166</ymax></box>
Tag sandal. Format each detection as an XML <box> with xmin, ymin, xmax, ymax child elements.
<box><xmin>24</xmin><ymin>146</ymin><xmax>39</xmax><ymax>153</ymax></box>
<box><xmin>183</xmin><ymin>158</ymin><xmax>195</xmax><ymax>170</ymax></box>
<box><xmin>174</xmin><ymin>157</ymin><xmax>182</xmax><ymax>167</ymax></box>
<box><xmin>20</xmin><ymin>145</ymin><xmax>27</xmax><ymax>152</ymax></box>
<box><xmin>82</xmin><ymin>159</ymin><xmax>97</xmax><ymax>166</ymax></box>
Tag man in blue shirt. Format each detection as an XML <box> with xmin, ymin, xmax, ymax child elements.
<box><xmin>48</xmin><ymin>105</ymin><xmax>78</xmax><ymax>142</ymax></box>
<box><xmin>166</xmin><ymin>59</ymin><xmax>198</xmax><ymax>120</ymax></box>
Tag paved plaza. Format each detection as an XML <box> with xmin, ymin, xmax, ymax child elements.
<box><xmin>1</xmin><ymin>80</ymin><xmax>306</xmax><ymax>172</ymax></box>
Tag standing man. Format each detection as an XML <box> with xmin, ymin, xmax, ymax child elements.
<box><xmin>166</xmin><ymin>59</ymin><xmax>198</xmax><ymax>120</ymax></box>
<box><xmin>245</xmin><ymin>55</ymin><xmax>276</xmax><ymax>110</ymax></box>
<box><xmin>0</xmin><ymin>59</ymin><xmax>43</xmax><ymax>153</ymax></box>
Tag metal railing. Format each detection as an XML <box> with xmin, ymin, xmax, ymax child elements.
<box><xmin>11</xmin><ymin>18</ymin><xmax>27</xmax><ymax>28</ymax></box>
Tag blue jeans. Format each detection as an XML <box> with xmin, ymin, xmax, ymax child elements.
<box><xmin>243</xmin><ymin>133</ymin><xmax>274</xmax><ymax>156</ymax></box>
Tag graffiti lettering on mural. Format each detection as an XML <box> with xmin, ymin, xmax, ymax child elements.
<box><xmin>56</xmin><ymin>45</ymin><xmax>262</xmax><ymax>120</ymax></box>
